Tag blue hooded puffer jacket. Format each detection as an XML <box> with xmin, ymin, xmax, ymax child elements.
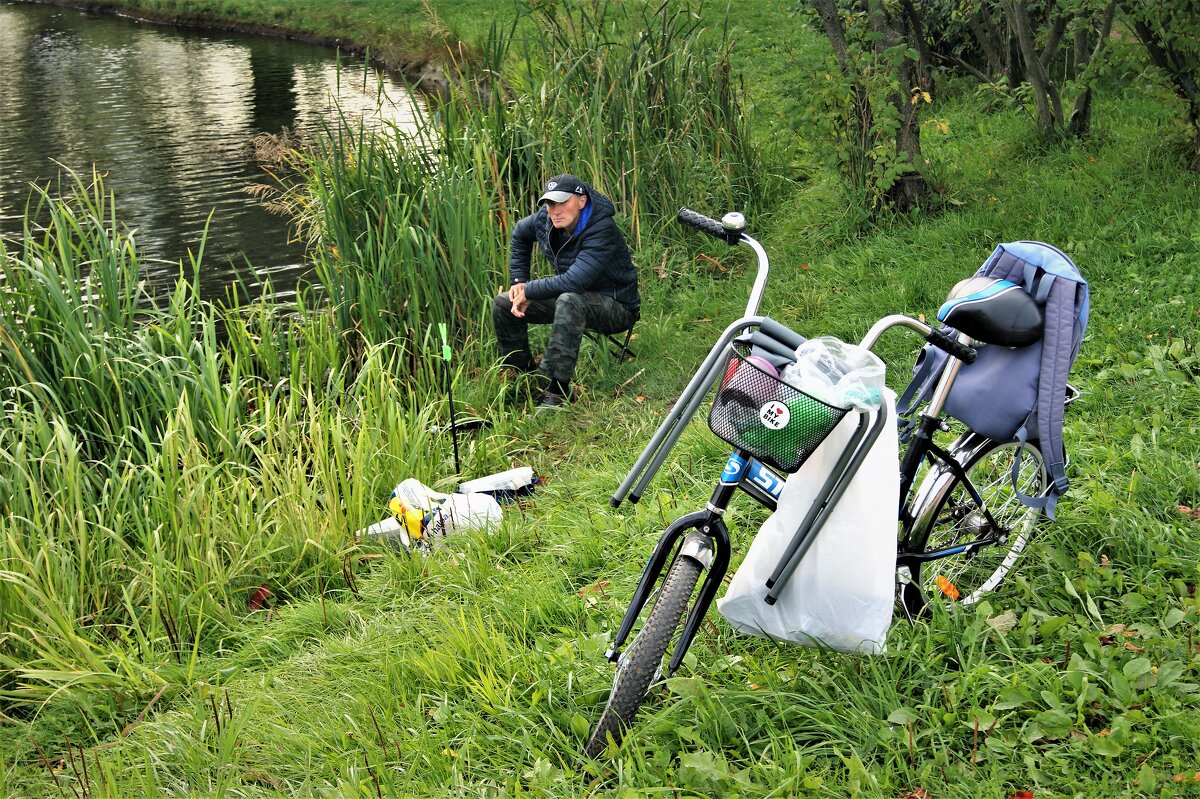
<box><xmin>507</xmin><ymin>182</ymin><xmax>640</xmax><ymax>315</ymax></box>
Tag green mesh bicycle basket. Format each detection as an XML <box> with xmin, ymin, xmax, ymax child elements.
<box><xmin>707</xmin><ymin>343</ymin><xmax>849</xmax><ymax>473</ymax></box>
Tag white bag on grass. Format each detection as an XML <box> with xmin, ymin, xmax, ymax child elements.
<box><xmin>717</xmin><ymin>390</ymin><xmax>899</xmax><ymax>654</ymax></box>
<box><xmin>359</xmin><ymin>478</ymin><xmax>502</xmax><ymax>552</ymax></box>
<box><xmin>429</xmin><ymin>491</ymin><xmax>503</xmax><ymax>537</ymax></box>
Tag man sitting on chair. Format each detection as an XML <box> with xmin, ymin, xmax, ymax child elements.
<box><xmin>493</xmin><ymin>174</ymin><xmax>640</xmax><ymax>410</ymax></box>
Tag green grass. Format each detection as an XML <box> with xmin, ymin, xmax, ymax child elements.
<box><xmin>2</xmin><ymin>1</ymin><xmax>1200</xmax><ymax>797</ymax></box>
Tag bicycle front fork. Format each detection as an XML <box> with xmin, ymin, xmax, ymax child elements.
<box><xmin>604</xmin><ymin>511</ymin><xmax>731</xmax><ymax>676</ymax></box>
<box><xmin>605</xmin><ymin>451</ymin><xmax>780</xmax><ymax>676</ymax></box>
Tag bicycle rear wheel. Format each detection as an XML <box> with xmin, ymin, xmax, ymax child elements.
<box><xmin>584</xmin><ymin>552</ymin><xmax>702</xmax><ymax>758</ymax></box>
<box><xmin>909</xmin><ymin>439</ymin><xmax>1047</xmax><ymax>606</ymax></box>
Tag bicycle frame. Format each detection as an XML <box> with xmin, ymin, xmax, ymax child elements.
<box><xmin>604</xmin><ymin>453</ymin><xmax>776</xmax><ymax>676</ymax></box>
<box><xmin>589</xmin><ymin>212</ymin><xmax>1079</xmax><ymax>766</ymax></box>
<box><xmin>604</xmin><ymin>213</ymin><xmax>1046</xmax><ymax>671</ymax></box>
<box><xmin>603</xmin><ymin>317</ymin><xmax>987</xmax><ymax>670</ymax></box>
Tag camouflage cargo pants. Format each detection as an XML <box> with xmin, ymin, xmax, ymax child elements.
<box><xmin>492</xmin><ymin>291</ymin><xmax>637</xmax><ymax>385</ymax></box>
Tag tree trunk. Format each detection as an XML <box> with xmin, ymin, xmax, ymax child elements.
<box><xmin>1073</xmin><ymin>29</ymin><xmax>1091</xmax><ymax>80</ymax></box>
<box><xmin>900</xmin><ymin>0</ymin><xmax>934</xmax><ymax>92</ymax></box>
<box><xmin>811</xmin><ymin>0</ymin><xmax>857</xmax><ymax>75</ymax></box>
<box><xmin>812</xmin><ymin>0</ymin><xmax>875</xmax><ymax>177</ymax></box>
<box><xmin>968</xmin><ymin>8</ymin><xmax>1004</xmax><ymax>80</ymax></box>
<box><xmin>867</xmin><ymin>0</ymin><xmax>928</xmax><ymax>211</ymax></box>
<box><xmin>1002</xmin><ymin>0</ymin><xmax>1064</xmax><ymax>131</ymax></box>
<box><xmin>1039</xmin><ymin>13</ymin><xmax>1068</xmax><ymax>78</ymax></box>
<box><xmin>1068</xmin><ymin>2</ymin><xmax>1117</xmax><ymax>138</ymax></box>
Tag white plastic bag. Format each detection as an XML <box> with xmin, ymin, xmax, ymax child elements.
<box><xmin>717</xmin><ymin>390</ymin><xmax>899</xmax><ymax>653</ymax></box>
<box><xmin>358</xmin><ymin>478</ymin><xmax>502</xmax><ymax>552</ymax></box>
<box><xmin>458</xmin><ymin>466</ymin><xmax>538</xmax><ymax>502</ymax></box>
<box><xmin>428</xmin><ymin>491</ymin><xmax>502</xmax><ymax>538</ymax></box>
<box><xmin>781</xmin><ymin>336</ymin><xmax>885</xmax><ymax>411</ymax></box>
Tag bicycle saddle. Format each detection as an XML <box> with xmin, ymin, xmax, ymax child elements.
<box><xmin>937</xmin><ymin>277</ymin><xmax>1043</xmax><ymax>347</ymax></box>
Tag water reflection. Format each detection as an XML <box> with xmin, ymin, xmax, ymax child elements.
<box><xmin>0</xmin><ymin>2</ymin><xmax>420</xmax><ymax>301</ymax></box>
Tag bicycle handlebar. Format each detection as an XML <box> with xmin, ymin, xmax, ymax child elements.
<box><xmin>758</xmin><ymin>317</ymin><xmax>805</xmax><ymax>351</ymax></box>
<box><xmin>925</xmin><ymin>327</ymin><xmax>977</xmax><ymax>364</ymax></box>
<box><xmin>614</xmin><ymin>210</ymin><xmax>983</xmax><ymax>508</ymax></box>
<box><xmin>678</xmin><ymin>207</ymin><xmax>746</xmax><ymax>246</ymax></box>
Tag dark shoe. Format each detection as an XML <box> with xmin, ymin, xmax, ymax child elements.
<box><xmin>534</xmin><ymin>391</ymin><xmax>566</xmax><ymax>415</ymax></box>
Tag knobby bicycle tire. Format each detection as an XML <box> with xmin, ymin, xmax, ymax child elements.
<box><xmin>908</xmin><ymin>439</ymin><xmax>1047</xmax><ymax>607</ymax></box>
<box><xmin>584</xmin><ymin>553</ymin><xmax>703</xmax><ymax>758</ymax></box>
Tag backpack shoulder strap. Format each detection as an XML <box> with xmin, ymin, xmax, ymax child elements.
<box><xmin>967</xmin><ymin>242</ymin><xmax>1088</xmax><ymax>517</ymax></box>
<box><xmin>1001</xmin><ymin>242</ymin><xmax>1088</xmax><ymax>518</ymax></box>
<box><xmin>977</xmin><ymin>244</ymin><xmax>1025</xmax><ymax>282</ymax></box>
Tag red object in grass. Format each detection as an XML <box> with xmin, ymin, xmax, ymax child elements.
<box><xmin>248</xmin><ymin>584</ymin><xmax>273</xmax><ymax>611</ymax></box>
<box><xmin>1008</xmin><ymin>792</ymin><xmax>1035</xmax><ymax>799</ymax></box>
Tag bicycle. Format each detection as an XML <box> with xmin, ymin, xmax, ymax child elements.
<box><xmin>584</xmin><ymin>208</ymin><xmax>1072</xmax><ymax>758</ymax></box>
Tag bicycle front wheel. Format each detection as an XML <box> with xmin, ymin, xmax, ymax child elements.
<box><xmin>909</xmin><ymin>439</ymin><xmax>1047</xmax><ymax>607</ymax></box>
<box><xmin>584</xmin><ymin>552</ymin><xmax>703</xmax><ymax>758</ymax></box>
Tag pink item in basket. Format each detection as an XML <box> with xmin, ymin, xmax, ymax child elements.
<box><xmin>722</xmin><ymin>354</ymin><xmax>779</xmax><ymax>406</ymax></box>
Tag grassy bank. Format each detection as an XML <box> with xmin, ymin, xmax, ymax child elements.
<box><xmin>2</xmin><ymin>1</ymin><xmax>1200</xmax><ymax>797</ymax></box>
<box><xmin>21</xmin><ymin>0</ymin><xmax>504</xmax><ymax>91</ymax></box>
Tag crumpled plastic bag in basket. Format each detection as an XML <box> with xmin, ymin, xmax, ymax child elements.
<box><xmin>781</xmin><ymin>336</ymin><xmax>885</xmax><ymax>411</ymax></box>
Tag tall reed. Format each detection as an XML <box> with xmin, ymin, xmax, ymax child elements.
<box><xmin>0</xmin><ymin>0</ymin><xmax>770</xmax><ymax>711</ymax></box>
<box><xmin>496</xmin><ymin>0</ymin><xmax>767</xmax><ymax>246</ymax></box>
<box><xmin>0</xmin><ymin>171</ymin><xmax>513</xmax><ymax>709</ymax></box>
<box><xmin>286</xmin><ymin>0</ymin><xmax>768</xmax><ymax>363</ymax></box>
<box><xmin>288</xmin><ymin>115</ymin><xmax>508</xmax><ymax>367</ymax></box>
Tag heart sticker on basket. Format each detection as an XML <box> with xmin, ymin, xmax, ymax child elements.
<box><xmin>758</xmin><ymin>400</ymin><xmax>790</xmax><ymax>430</ymax></box>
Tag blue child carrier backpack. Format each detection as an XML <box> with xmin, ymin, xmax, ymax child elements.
<box><xmin>899</xmin><ymin>242</ymin><xmax>1089</xmax><ymax>519</ymax></box>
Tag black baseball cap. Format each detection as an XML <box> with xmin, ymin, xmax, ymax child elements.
<box><xmin>538</xmin><ymin>174</ymin><xmax>587</xmax><ymax>204</ymax></box>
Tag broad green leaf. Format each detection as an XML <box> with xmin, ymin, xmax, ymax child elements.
<box><xmin>1038</xmin><ymin>615</ymin><xmax>1071</xmax><ymax>637</ymax></box>
<box><xmin>1123</xmin><ymin>657</ymin><xmax>1152</xmax><ymax>679</ymax></box>
<box><xmin>1154</xmin><ymin>660</ymin><xmax>1185</xmax><ymax>687</ymax></box>
<box><xmin>1138</xmin><ymin>763</ymin><xmax>1157</xmax><ymax>794</ymax></box>
<box><xmin>995</xmin><ymin>687</ymin><xmax>1032</xmax><ymax>710</ymax></box>
<box><xmin>1035</xmin><ymin>708</ymin><xmax>1072</xmax><ymax>739</ymax></box>
<box><xmin>1022</xmin><ymin>721</ymin><xmax>1046</xmax><ymax>743</ymax></box>
<box><xmin>678</xmin><ymin>751</ymin><xmax>727</xmax><ymax>787</ymax></box>
<box><xmin>1085</xmin><ymin>593</ymin><xmax>1104</xmax><ymax>623</ymax></box>
<box><xmin>569</xmin><ymin>713</ymin><xmax>591</xmax><ymax>739</ymax></box>
<box><xmin>961</xmin><ymin>709</ymin><xmax>997</xmax><ymax>730</ymax></box>
<box><xmin>1092</xmin><ymin>733</ymin><xmax>1123</xmax><ymax>757</ymax></box>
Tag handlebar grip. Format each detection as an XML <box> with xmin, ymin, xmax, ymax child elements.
<box><xmin>925</xmin><ymin>327</ymin><xmax>977</xmax><ymax>364</ymax></box>
<box><xmin>677</xmin><ymin>207</ymin><xmax>744</xmax><ymax>245</ymax></box>
<box><xmin>759</xmin><ymin>317</ymin><xmax>806</xmax><ymax>351</ymax></box>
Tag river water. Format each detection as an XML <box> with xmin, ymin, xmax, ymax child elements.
<box><xmin>0</xmin><ymin>1</ymin><xmax>419</xmax><ymax>300</ymax></box>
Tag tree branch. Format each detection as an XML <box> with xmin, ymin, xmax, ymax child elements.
<box><xmin>1039</xmin><ymin>12</ymin><xmax>1068</xmax><ymax>74</ymax></box>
